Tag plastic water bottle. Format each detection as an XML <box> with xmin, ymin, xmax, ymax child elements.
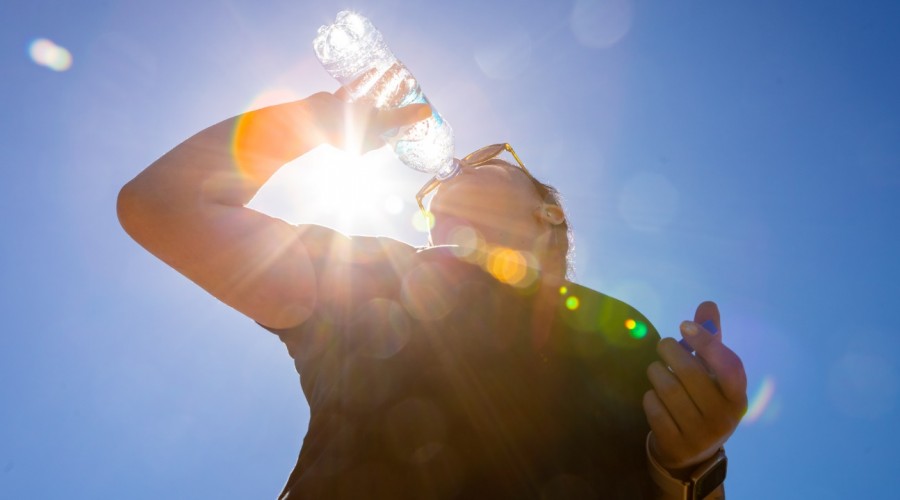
<box><xmin>313</xmin><ymin>11</ymin><xmax>459</xmax><ymax>180</ymax></box>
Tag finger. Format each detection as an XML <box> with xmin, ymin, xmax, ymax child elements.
<box><xmin>375</xmin><ymin>103</ymin><xmax>432</xmax><ymax>131</ymax></box>
<box><xmin>333</xmin><ymin>86</ymin><xmax>352</xmax><ymax>103</ymax></box>
<box><xmin>643</xmin><ymin>391</ymin><xmax>687</xmax><ymax>469</ymax></box>
<box><xmin>643</xmin><ymin>389</ymin><xmax>681</xmax><ymax>440</ymax></box>
<box><xmin>678</xmin><ymin>301</ymin><xmax>720</xmax><ymax>352</ymax></box>
<box><xmin>679</xmin><ymin>320</ymin><xmax>746</xmax><ymax>404</ymax></box>
<box><xmin>656</xmin><ymin>337</ymin><xmax>724</xmax><ymax>416</ymax></box>
<box><xmin>678</xmin><ymin>319</ymin><xmax>721</xmax><ymax>355</ymax></box>
<box><xmin>359</xmin><ymin>132</ymin><xmax>387</xmax><ymax>155</ymax></box>
<box><xmin>646</xmin><ymin>360</ymin><xmax>703</xmax><ymax>433</ymax></box>
<box><xmin>704</xmin><ymin>345</ymin><xmax>748</xmax><ymax>408</ymax></box>
<box><xmin>692</xmin><ymin>338</ymin><xmax>748</xmax><ymax>406</ymax></box>
<box><xmin>338</xmin><ymin>101</ymin><xmax>371</xmax><ymax>154</ymax></box>
<box><xmin>694</xmin><ymin>301</ymin><xmax>721</xmax><ymax>338</ymax></box>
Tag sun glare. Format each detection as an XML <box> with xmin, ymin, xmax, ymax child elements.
<box><xmin>298</xmin><ymin>149</ymin><xmax>414</xmax><ymax>228</ymax></box>
<box><xmin>745</xmin><ymin>376</ymin><xmax>777</xmax><ymax>423</ymax></box>
<box><xmin>246</xmin><ymin>140</ymin><xmax>427</xmax><ymax>242</ymax></box>
<box><xmin>28</xmin><ymin>38</ymin><xmax>73</xmax><ymax>71</ymax></box>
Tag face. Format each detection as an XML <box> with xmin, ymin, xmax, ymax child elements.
<box><xmin>428</xmin><ymin>162</ymin><xmax>551</xmax><ymax>255</ymax></box>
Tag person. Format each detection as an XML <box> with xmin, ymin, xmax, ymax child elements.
<box><xmin>118</xmin><ymin>90</ymin><xmax>747</xmax><ymax>499</ymax></box>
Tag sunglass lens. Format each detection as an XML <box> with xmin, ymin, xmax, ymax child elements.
<box><xmin>465</xmin><ymin>144</ymin><xmax>505</xmax><ymax>165</ymax></box>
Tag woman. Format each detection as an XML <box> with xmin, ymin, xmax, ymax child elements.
<box><xmin>118</xmin><ymin>91</ymin><xmax>746</xmax><ymax>499</ymax></box>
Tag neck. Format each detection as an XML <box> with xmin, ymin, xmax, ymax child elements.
<box><xmin>527</xmin><ymin>265</ymin><xmax>566</xmax><ymax>349</ymax></box>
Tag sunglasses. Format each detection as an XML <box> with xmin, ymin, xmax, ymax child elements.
<box><xmin>415</xmin><ymin>143</ymin><xmax>530</xmax><ymax>213</ymax></box>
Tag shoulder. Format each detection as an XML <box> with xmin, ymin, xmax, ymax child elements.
<box><xmin>291</xmin><ymin>224</ymin><xmax>419</xmax><ymax>268</ymax></box>
<box><xmin>562</xmin><ymin>283</ymin><xmax>656</xmax><ymax>331</ymax></box>
<box><xmin>553</xmin><ymin>281</ymin><xmax>660</xmax><ymax>355</ymax></box>
<box><xmin>256</xmin><ymin>226</ymin><xmax>420</xmax><ymax>331</ymax></box>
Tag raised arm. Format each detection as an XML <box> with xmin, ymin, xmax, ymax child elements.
<box><xmin>117</xmin><ymin>92</ymin><xmax>429</xmax><ymax>328</ymax></box>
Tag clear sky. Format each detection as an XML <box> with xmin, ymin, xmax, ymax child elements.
<box><xmin>2</xmin><ymin>0</ymin><xmax>899</xmax><ymax>498</ymax></box>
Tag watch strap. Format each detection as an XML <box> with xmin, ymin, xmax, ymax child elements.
<box><xmin>645</xmin><ymin>432</ymin><xmax>727</xmax><ymax>500</ymax></box>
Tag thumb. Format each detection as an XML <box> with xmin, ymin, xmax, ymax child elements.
<box><xmin>694</xmin><ymin>300</ymin><xmax>721</xmax><ymax>339</ymax></box>
<box><xmin>678</xmin><ymin>301</ymin><xmax>721</xmax><ymax>353</ymax></box>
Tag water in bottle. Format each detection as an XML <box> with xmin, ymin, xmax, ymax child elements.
<box><xmin>313</xmin><ymin>11</ymin><xmax>459</xmax><ymax>180</ymax></box>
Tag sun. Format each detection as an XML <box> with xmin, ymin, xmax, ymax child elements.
<box><xmin>237</xmin><ymin>84</ymin><xmax>442</xmax><ymax>242</ymax></box>
<box><xmin>247</xmin><ymin>135</ymin><xmax>429</xmax><ymax>241</ymax></box>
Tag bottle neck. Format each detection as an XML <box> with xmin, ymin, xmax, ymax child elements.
<box><xmin>436</xmin><ymin>158</ymin><xmax>461</xmax><ymax>181</ymax></box>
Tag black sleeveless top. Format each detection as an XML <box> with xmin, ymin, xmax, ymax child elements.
<box><xmin>262</xmin><ymin>236</ymin><xmax>660</xmax><ymax>499</ymax></box>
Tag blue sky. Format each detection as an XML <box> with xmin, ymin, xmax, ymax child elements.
<box><xmin>2</xmin><ymin>0</ymin><xmax>899</xmax><ymax>497</ymax></box>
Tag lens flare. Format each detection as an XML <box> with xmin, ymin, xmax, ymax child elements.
<box><xmin>487</xmin><ymin>247</ymin><xmax>528</xmax><ymax>286</ymax></box>
<box><xmin>559</xmin><ymin>286</ymin><xmax>568</xmax><ymax>295</ymax></box>
<box><xmin>565</xmin><ymin>296</ymin><xmax>580</xmax><ymax>310</ymax></box>
<box><xmin>28</xmin><ymin>38</ymin><xmax>73</xmax><ymax>71</ymax></box>
<box><xmin>447</xmin><ymin>225</ymin><xmax>484</xmax><ymax>260</ymax></box>
<box><xmin>570</xmin><ymin>0</ymin><xmax>634</xmax><ymax>49</ymax></box>
<box><xmin>632</xmin><ymin>323</ymin><xmax>647</xmax><ymax>339</ymax></box>
<box><xmin>624</xmin><ymin>318</ymin><xmax>647</xmax><ymax>339</ymax></box>
<box><xmin>412</xmin><ymin>210</ymin><xmax>435</xmax><ymax>232</ymax></box>
<box><xmin>745</xmin><ymin>376</ymin><xmax>776</xmax><ymax>423</ymax></box>
<box><xmin>474</xmin><ymin>27</ymin><xmax>533</xmax><ymax>80</ymax></box>
<box><xmin>231</xmin><ymin>87</ymin><xmax>304</xmax><ymax>181</ymax></box>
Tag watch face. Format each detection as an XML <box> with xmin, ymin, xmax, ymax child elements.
<box><xmin>693</xmin><ymin>456</ymin><xmax>727</xmax><ymax>500</ymax></box>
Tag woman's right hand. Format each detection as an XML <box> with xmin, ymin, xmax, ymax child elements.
<box><xmin>305</xmin><ymin>90</ymin><xmax>432</xmax><ymax>155</ymax></box>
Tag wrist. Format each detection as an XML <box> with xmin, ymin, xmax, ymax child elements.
<box><xmin>646</xmin><ymin>433</ymin><xmax>727</xmax><ymax>500</ymax></box>
<box><xmin>235</xmin><ymin>99</ymin><xmax>324</xmax><ymax>163</ymax></box>
<box><xmin>647</xmin><ymin>432</ymin><xmax>719</xmax><ymax>476</ymax></box>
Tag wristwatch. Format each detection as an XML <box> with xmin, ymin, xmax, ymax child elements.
<box><xmin>646</xmin><ymin>433</ymin><xmax>728</xmax><ymax>500</ymax></box>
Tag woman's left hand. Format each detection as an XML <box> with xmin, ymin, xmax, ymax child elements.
<box><xmin>642</xmin><ymin>301</ymin><xmax>748</xmax><ymax>474</ymax></box>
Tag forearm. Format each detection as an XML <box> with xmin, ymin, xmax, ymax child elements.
<box><xmin>119</xmin><ymin>98</ymin><xmax>323</xmax><ymax>215</ymax></box>
<box><xmin>116</xmin><ymin>97</ymin><xmax>329</xmax><ymax>274</ymax></box>
<box><xmin>115</xmin><ymin>97</ymin><xmax>334</xmax><ymax>328</ymax></box>
<box><xmin>116</xmin><ymin>92</ymin><xmax>426</xmax><ymax>328</ymax></box>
